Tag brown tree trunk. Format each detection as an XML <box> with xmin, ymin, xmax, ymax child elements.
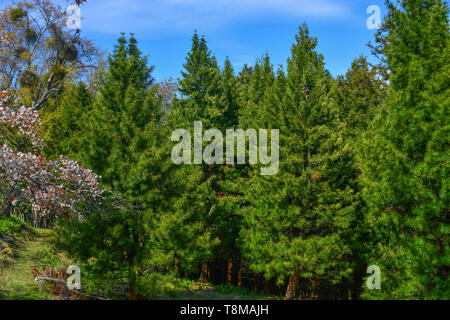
<box><xmin>284</xmin><ymin>265</ymin><xmax>300</xmax><ymax>300</ymax></box>
<box><xmin>237</xmin><ymin>261</ymin><xmax>243</xmax><ymax>287</ymax></box>
<box><xmin>128</xmin><ymin>268</ymin><xmax>137</xmax><ymax>300</ymax></box>
<box><xmin>129</xmin><ymin>285</ymin><xmax>137</xmax><ymax>300</ymax></box>
<box><xmin>199</xmin><ymin>262</ymin><xmax>210</xmax><ymax>282</ymax></box>
<box><xmin>227</xmin><ymin>258</ymin><xmax>233</xmax><ymax>285</ymax></box>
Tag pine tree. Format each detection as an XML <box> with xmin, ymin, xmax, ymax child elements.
<box><xmin>221</xmin><ymin>57</ymin><xmax>239</xmax><ymax>129</ymax></box>
<box><xmin>210</xmin><ymin>57</ymin><xmax>247</xmax><ymax>284</ymax></box>
<box><xmin>360</xmin><ymin>0</ymin><xmax>449</xmax><ymax>299</ymax></box>
<box><xmin>68</xmin><ymin>34</ymin><xmax>170</xmax><ymax>299</ymax></box>
<box><xmin>334</xmin><ymin>56</ymin><xmax>384</xmax><ymax>137</ymax></box>
<box><xmin>241</xmin><ymin>24</ymin><xmax>357</xmax><ymax>299</ymax></box>
<box><xmin>165</xmin><ymin>32</ymin><xmax>225</xmax><ymax>279</ymax></box>
<box><xmin>41</xmin><ymin>82</ymin><xmax>94</xmax><ymax>159</ymax></box>
<box><xmin>176</xmin><ymin>32</ymin><xmax>223</xmax><ymax>128</ymax></box>
<box><xmin>239</xmin><ymin>53</ymin><xmax>275</xmax><ymax>129</ymax></box>
<box><xmin>333</xmin><ymin>56</ymin><xmax>385</xmax><ymax>297</ymax></box>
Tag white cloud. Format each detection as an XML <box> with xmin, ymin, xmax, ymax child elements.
<box><xmin>77</xmin><ymin>0</ymin><xmax>352</xmax><ymax>36</ymax></box>
<box><xmin>164</xmin><ymin>0</ymin><xmax>348</xmax><ymax>16</ymax></box>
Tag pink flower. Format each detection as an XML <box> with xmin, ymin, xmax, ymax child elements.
<box><xmin>0</xmin><ymin>91</ymin><xmax>102</xmax><ymax>220</ymax></box>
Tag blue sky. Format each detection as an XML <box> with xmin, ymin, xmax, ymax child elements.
<box><xmin>1</xmin><ymin>0</ymin><xmax>387</xmax><ymax>81</ymax></box>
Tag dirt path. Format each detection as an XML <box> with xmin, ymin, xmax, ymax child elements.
<box><xmin>0</xmin><ymin>229</ymin><xmax>60</xmax><ymax>300</ymax></box>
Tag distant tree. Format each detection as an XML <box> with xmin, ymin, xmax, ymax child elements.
<box><xmin>238</xmin><ymin>53</ymin><xmax>275</xmax><ymax>129</ymax></box>
<box><xmin>334</xmin><ymin>56</ymin><xmax>384</xmax><ymax>136</ymax></box>
<box><xmin>221</xmin><ymin>57</ymin><xmax>239</xmax><ymax>128</ymax></box>
<box><xmin>175</xmin><ymin>32</ymin><xmax>223</xmax><ymax>128</ymax></box>
<box><xmin>158</xmin><ymin>77</ymin><xmax>178</xmax><ymax>113</ymax></box>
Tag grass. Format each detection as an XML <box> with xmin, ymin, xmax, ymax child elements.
<box><xmin>0</xmin><ymin>216</ymin><xmax>274</xmax><ymax>300</ymax></box>
<box><xmin>0</xmin><ymin>215</ymin><xmax>33</xmax><ymax>239</ymax></box>
<box><xmin>153</xmin><ymin>280</ymin><xmax>272</xmax><ymax>300</ymax></box>
<box><xmin>0</xmin><ymin>228</ymin><xmax>68</xmax><ymax>300</ymax></box>
<box><xmin>213</xmin><ymin>283</ymin><xmax>267</xmax><ymax>298</ymax></box>
<box><xmin>174</xmin><ymin>287</ymin><xmax>268</xmax><ymax>300</ymax></box>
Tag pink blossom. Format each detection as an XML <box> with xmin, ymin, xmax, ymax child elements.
<box><xmin>0</xmin><ymin>91</ymin><xmax>102</xmax><ymax>219</ymax></box>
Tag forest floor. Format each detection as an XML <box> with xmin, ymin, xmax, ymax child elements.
<box><xmin>172</xmin><ymin>288</ymin><xmax>271</xmax><ymax>300</ymax></box>
<box><xmin>0</xmin><ymin>227</ymin><xmax>271</xmax><ymax>300</ymax></box>
<box><xmin>0</xmin><ymin>228</ymin><xmax>64</xmax><ymax>300</ymax></box>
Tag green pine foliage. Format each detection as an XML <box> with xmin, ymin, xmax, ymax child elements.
<box><xmin>238</xmin><ymin>53</ymin><xmax>275</xmax><ymax>129</ymax></box>
<box><xmin>165</xmin><ymin>33</ymin><xmax>225</xmax><ymax>277</ymax></box>
<box><xmin>240</xmin><ymin>24</ymin><xmax>358</xmax><ymax>299</ymax></box>
<box><xmin>334</xmin><ymin>56</ymin><xmax>384</xmax><ymax>137</ymax></box>
<box><xmin>332</xmin><ymin>56</ymin><xmax>386</xmax><ymax>295</ymax></box>
<box><xmin>359</xmin><ymin>0</ymin><xmax>449</xmax><ymax>299</ymax></box>
<box><xmin>24</xmin><ymin>0</ymin><xmax>448</xmax><ymax>300</ymax></box>
<box><xmin>42</xmin><ymin>82</ymin><xmax>94</xmax><ymax>159</ymax></box>
<box><xmin>58</xmin><ymin>34</ymin><xmax>174</xmax><ymax>298</ymax></box>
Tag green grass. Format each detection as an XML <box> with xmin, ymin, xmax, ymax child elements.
<box><xmin>213</xmin><ymin>284</ymin><xmax>266</xmax><ymax>298</ymax></box>
<box><xmin>0</xmin><ymin>217</ymin><xmax>274</xmax><ymax>300</ymax></box>
<box><xmin>152</xmin><ymin>280</ymin><xmax>272</xmax><ymax>300</ymax></box>
<box><xmin>0</xmin><ymin>215</ymin><xmax>33</xmax><ymax>238</ymax></box>
<box><xmin>0</xmin><ymin>228</ymin><xmax>68</xmax><ymax>300</ymax></box>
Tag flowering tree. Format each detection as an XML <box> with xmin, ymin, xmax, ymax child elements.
<box><xmin>0</xmin><ymin>90</ymin><xmax>101</xmax><ymax>224</ymax></box>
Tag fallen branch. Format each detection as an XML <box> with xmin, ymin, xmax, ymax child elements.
<box><xmin>35</xmin><ymin>276</ymin><xmax>110</xmax><ymax>300</ymax></box>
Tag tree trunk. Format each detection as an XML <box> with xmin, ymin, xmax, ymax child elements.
<box><xmin>284</xmin><ymin>265</ymin><xmax>300</xmax><ymax>300</ymax></box>
<box><xmin>128</xmin><ymin>268</ymin><xmax>137</xmax><ymax>300</ymax></box>
<box><xmin>199</xmin><ymin>262</ymin><xmax>210</xmax><ymax>282</ymax></box>
<box><xmin>129</xmin><ymin>285</ymin><xmax>137</xmax><ymax>300</ymax></box>
<box><xmin>238</xmin><ymin>261</ymin><xmax>243</xmax><ymax>287</ymax></box>
<box><xmin>227</xmin><ymin>258</ymin><xmax>233</xmax><ymax>285</ymax></box>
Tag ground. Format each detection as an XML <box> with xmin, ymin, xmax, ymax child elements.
<box><xmin>0</xmin><ymin>227</ymin><xmax>271</xmax><ymax>300</ymax></box>
<box><xmin>0</xmin><ymin>228</ymin><xmax>64</xmax><ymax>300</ymax></box>
<box><xmin>174</xmin><ymin>287</ymin><xmax>269</xmax><ymax>300</ymax></box>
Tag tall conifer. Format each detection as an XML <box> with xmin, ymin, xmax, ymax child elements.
<box><xmin>360</xmin><ymin>0</ymin><xmax>449</xmax><ymax>299</ymax></box>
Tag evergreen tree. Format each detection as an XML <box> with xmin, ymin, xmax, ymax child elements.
<box><xmin>166</xmin><ymin>32</ymin><xmax>225</xmax><ymax>279</ymax></box>
<box><xmin>239</xmin><ymin>53</ymin><xmax>275</xmax><ymax>129</ymax></box>
<box><xmin>42</xmin><ymin>82</ymin><xmax>94</xmax><ymax>159</ymax></box>
<box><xmin>38</xmin><ymin>0</ymin><xmax>450</xmax><ymax>300</ymax></box>
<box><xmin>176</xmin><ymin>32</ymin><xmax>223</xmax><ymax>128</ymax></box>
<box><xmin>333</xmin><ymin>56</ymin><xmax>385</xmax><ymax>297</ymax></box>
<box><xmin>65</xmin><ymin>34</ymin><xmax>170</xmax><ymax>299</ymax></box>
<box><xmin>360</xmin><ymin>0</ymin><xmax>449</xmax><ymax>299</ymax></box>
<box><xmin>221</xmin><ymin>57</ymin><xmax>239</xmax><ymax>128</ymax></box>
<box><xmin>241</xmin><ymin>24</ymin><xmax>357</xmax><ymax>299</ymax></box>
<box><xmin>334</xmin><ymin>56</ymin><xmax>384</xmax><ymax>137</ymax></box>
